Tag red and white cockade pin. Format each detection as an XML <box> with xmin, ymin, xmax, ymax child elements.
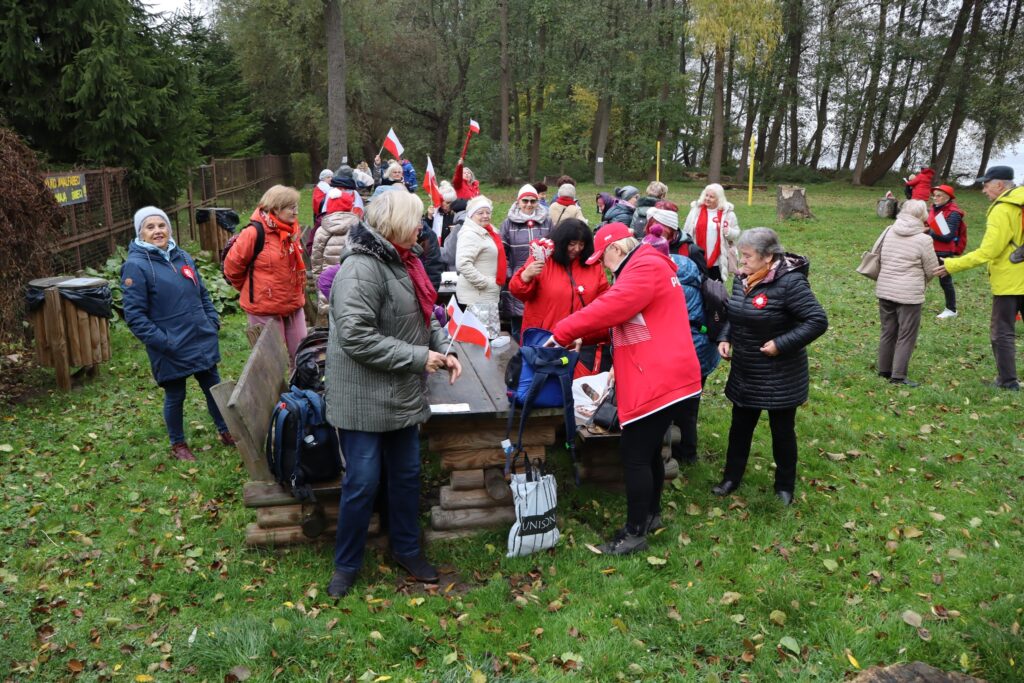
<box><xmin>181</xmin><ymin>265</ymin><xmax>198</xmax><ymax>285</ymax></box>
<box><xmin>752</xmin><ymin>293</ymin><xmax>768</xmax><ymax>309</ymax></box>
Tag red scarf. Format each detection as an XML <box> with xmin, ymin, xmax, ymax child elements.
<box><xmin>393</xmin><ymin>243</ymin><xmax>437</xmax><ymax>325</ymax></box>
<box><xmin>694</xmin><ymin>206</ymin><xmax>723</xmax><ymax>266</ymax></box>
<box><xmin>254</xmin><ymin>209</ymin><xmax>306</xmax><ymax>276</ymax></box>
<box><xmin>484</xmin><ymin>223</ymin><xmax>508</xmax><ymax>286</ymax></box>
<box><xmin>555</xmin><ymin>196</ymin><xmax>576</xmax><ymax>207</ymax></box>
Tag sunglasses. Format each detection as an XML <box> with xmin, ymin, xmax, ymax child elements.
<box><xmin>521</xmin><ymin>198</ymin><xmax>538</xmax><ymax>204</ymax></box>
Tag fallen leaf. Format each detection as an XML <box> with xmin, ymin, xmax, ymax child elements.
<box><xmin>969</xmin><ymin>517</ymin><xmax>982</xmax><ymax>528</ymax></box>
<box><xmin>845</xmin><ymin>648</ymin><xmax>861</xmax><ymax>669</ymax></box>
<box><xmin>779</xmin><ymin>636</ymin><xmax>800</xmax><ymax>655</ymax></box>
<box><xmin>407</xmin><ymin>597</ymin><xmax>425</xmax><ymax>607</ymax></box>
<box><xmin>902</xmin><ymin>527</ymin><xmax>923</xmax><ymax>539</ymax></box>
<box><xmin>611</xmin><ymin>617</ymin><xmax>628</xmax><ymax>633</ymax></box>
<box><xmin>919</xmin><ymin>424</ymin><xmax>933</xmax><ymax>434</ymax></box>
<box><xmin>585</xmin><ymin>543</ymin><xmax>603</xmax><ymax>554</ymax></box>
<box><xmin>720</xmin><ymin>591</ymin><xmax>742</xmax><ymax>605</ymax></box>
<box><xmin>369</xmin><ymin>630</ymin><xmax>383</xmax><ymax>640</ymax></box>
<box><xmin>67</xmin><ymin>660</ymin><xmax>85</xmax><ymax>673</ymax></box>
<box><xmin>730</xmin><ymin>613</ymin><xmax>746</xmax><ymax>623</ymax></box>
<box><xmin>929</xmin><ymin>512</ymin><xmax>946</xmax><ymax>522</ymax></box>
<box><xmin>0</xmin><ymin>444</ymin><xmax>12</xmax><ymax>452</ymax></box>
<box><xmin>225</xmin><ymin>666</ymin><xmax>251</xmax><ymax>682</ymax></box>
<box><xmin>822</xmin><ymin>559</ymin><xmax>839</xmax><ymax>573</ymax></box>
<box><xmin>134</xmin><ymin>676</ymin><xmax>154</xmax><ymax>683</ymax></box>
<box><xmin>646</xmin><ymin>556</ymin><xmax>667</xmax><ymax>566</ymax></box>
<box><xmin>667</xmin><ymin>606</ymin><xmax>682</xmax><ymax>621</ymax></box>
<box><xmin>917</xmin><ymin>627</ymin><xmax>932</xmax><ymax>641</ymax></box>
<box><xmin>769</xmin><ymin>610</ymin><xmax>786</xmax><ymax>626</ymax></box>
<box><xmin>685</xmin><ymin>503</ymin><xmax>702</xmax><ymax>516</ymax></box>
<box><xmin>947</xmin><ymin>548</ymin><xmax>967</xmax><ymax>561</ymax></box>
<box><xmin>959</xmin><ymin>652</ymin><xmax>970</xmax><ymax>670</ymax></box>
<box><xmin>442</xmin><ymin>651</ymin><xmax>458</xmax><ymax>665</ymax></box>
<box><xmin>470</xmin><ymin>671</ymin><xmax>486</xmax><ymax>683</ymax></box>
<box><xmin>901</xmin><ymin>610</ymin><xmax>923</xmax><ymax>628</ymax></box>
<box><xmin>547</xmin><ymin>600</ymin><xmax>563</xmax><ymax>612</ymax></box>
<box><xmin>826</xmin><ymin>451</ymin><xmax>846</xmax><ymax>462</ymax></box>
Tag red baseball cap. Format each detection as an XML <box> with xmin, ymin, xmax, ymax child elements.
<box><xmin>931</xmin><ymin>184</ymin><xmax>956</xmax><ymax>199</ymax></box>
<box><xmin>586</xmin><ymin>222</ymin><xmax>634</xmax><ymax>265</ymax></box>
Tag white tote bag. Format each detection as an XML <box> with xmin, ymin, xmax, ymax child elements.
<box><xmin>506</xmin><ymin>458</ymin><xmax>560</xmax><ymax>557</ymax></box>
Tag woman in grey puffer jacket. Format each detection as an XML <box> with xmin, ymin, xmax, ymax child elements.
<box><xmin>500</xmin><ymin>184</ymin><xmax>552</xmax><ymax>337</ymax></box>
<box><xmin>324</xmin><ymin>190</ymin><xmax>461</xmax><ymax>599</ymax></box>
<box><xmin>874</xmin><ymin>199</ymin><xmax>938</xmax><ymax>386</ymax></box>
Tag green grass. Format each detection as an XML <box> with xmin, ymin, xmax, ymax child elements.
<box><xmin>2</xmin><ymin>181</ymin><xmax>1022</xmax><ymax>682</ymax></box>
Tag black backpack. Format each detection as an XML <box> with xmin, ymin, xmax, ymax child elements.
<box><xmin>265</xmin><ymin>386</ymin><xmax>343</xmax><ymax>536</ymax></box>
<box><xmin>290</xmin><ymin>329</ymin><xmax>330</xmax><ymax>393</ymax></box>
<box><xmin>220</xmin><ymin>221</ymin><xmax>265</xmax><ymax>303</ymax></box>
<box><xmin>701</xmin><ymin>277</ymin><xmax>730</xmax><ymax>342</ymax></box>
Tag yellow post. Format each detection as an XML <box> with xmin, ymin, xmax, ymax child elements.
<box><xmin>747</xmin><ymin>135</ymin><xmax>757</xmax><ymax>206</ymax></box>
<box><xmin>656</xmin><ymin>140</ymin><xmax>661</xmax><ymax>182</ymax></box>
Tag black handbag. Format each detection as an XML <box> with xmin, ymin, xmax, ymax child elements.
<box><xmin>589</xmin><ymin>387</ymin><xmax>619</xmax><ymax>432</ymax></box>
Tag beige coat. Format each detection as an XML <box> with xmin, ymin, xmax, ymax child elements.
<box><xmin>549</xmin><ymin>201</ymin><xmax>586</xmax><ymax>226</ymax></box>
<box><xmin>875</xmin><ymin>214</ymin><xmax>939</xmax><ymax>304</ymax></box>
<box><xmin>311</xmin><ymin>211</ymin><xmax>360</xmax><ymax>318</ymax></box>
<box><xmin>455</xmin><ymin>219</ymin><xmax>501</xmax><ymax>306</ymax></box>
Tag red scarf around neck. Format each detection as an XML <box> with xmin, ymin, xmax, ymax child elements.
<box><xmin>555</xmin><ymin>196</ymin><xmax>576</xmax><ymax>207</ymax></box>
<box><xmin>694</xmin><ymin>206</ymin><xmax>723</xmax><ymax>266</ymax></box>
<box><xmin>483</xmin><ymin>222</ymin><xmax>507</xmax><ymax>286</ymax></box>
<box><xmin>393</xmin><ymin>243</ymin><xmax>437</xmax><ymax>325</ymax></box>
<box><xmin>254</xmin><ymin>208</ymin><xmax>306</xmax><ymax>275</ymax></box>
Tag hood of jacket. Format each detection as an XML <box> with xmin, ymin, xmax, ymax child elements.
<box><xmin>891</xmin><ymin>212</ymin><xmax>927</xmax><ymax>237</ymax></box>
<box><xmin>341</xmin><ymin>221</ymin><xmax>423</xmax><ymax>267</ymax></box>
<box><xmin>751</xmin><ymin>252</ymin><xmax>810</xmax><ymax>286</ymax></box>
<box><xmin>506</xmin><ymin>202</ymin><xmax>550</xmax><ymax>225</ymax></box>
<box><xmin>993</xmin><ymin>185</ymin><xmax>1024</xmax><ymax>211</ymax></box>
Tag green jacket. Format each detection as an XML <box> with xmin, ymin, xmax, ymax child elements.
<box><xmin>943</xmin><ymin>186</ymin><xmax>1024</xmax><ymax>295</ymax></box>
<box><xmin>324</xmin><ymin>222</ymin><xmax>447</xmax><ymax>432</ymax></box>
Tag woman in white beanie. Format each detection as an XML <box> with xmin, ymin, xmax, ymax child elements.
<box><xmin>312</xmin><ymin>169</ymin><xmax>334</xmax><ymax>229</ymax></box>
<box><xmin>121</xmin><ymin>207</ymin><xmax>234</xmax><ymax>462</ymax></box>
<box><xmin>500</xmin><ymin>184</ymin><xmax>552</xmax><ymax>338</ymax></box>
<box><xmin>455</xmin><ymin>195</ymin><xmax>503</xmax><ymax>338</ymax></box>
<box><xmin>549</xmin><ymin>183</ymin><xmax>586</xmax><ymax>226</ymax></box>
<box><xmin>682</xmin><ymin>183</ymin><xmax>740</xmax><ymax>281</ymax></box>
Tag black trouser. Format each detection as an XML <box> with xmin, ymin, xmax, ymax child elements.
<box><xmin>723</xmin><ymin>405</ymin><xmax>798</xmax><ymax>493</ymax></box>
<box><xmin>620</xmin><ymin>397</ymin><xmax>699</xmax><ymax>533</ymax></box>
<box><xmin>938</xmin><ymin>274</ymin><xmax>956</xmax><ymax>311</ymax></box>
<box><xmin>991</xmin><ymin>295</ymin><xmax>1024</xmax><ymax>387</ymax></box>
<box><xmin>672</xmin><ymin>377</ymin><xmax>705</xmax><ymax>462</ymax></box>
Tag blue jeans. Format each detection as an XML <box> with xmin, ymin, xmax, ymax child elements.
<box><xmin>161</xmin><ymin>367</ymin><xmax>228</xmax><ymax>445</ymax></box>
<box><xmin>334</xmin><ymin>425</ymin><xmax>422</xmax><ymax>572</ymax></box>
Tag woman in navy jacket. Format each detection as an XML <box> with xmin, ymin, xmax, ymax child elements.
<box><xmin>121</xmin><ymin>207</ymin><xmax>235</xmax><ymax>461</ymax></box>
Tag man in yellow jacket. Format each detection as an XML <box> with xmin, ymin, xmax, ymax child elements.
<box><xmin>935</xmin><ymin>166</ymin><xmax>1024</xmax><ymax>390</ymax></box>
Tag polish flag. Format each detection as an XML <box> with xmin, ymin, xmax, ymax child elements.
<box><xmin>469</xmin><ymin>119</ymin><xmax>481</xmax><ymax>135</ymax></box>
<box><xmin>382</xmin><ymin>127</ymin><xmax>404</xmax><ymax>158</ymax></box>
<box><xmin>928</xmin><ymin>211</ymin><xmax>950</xmax><ymax>236</ymax></box>
<box><xmin>445</xmin><ymin>296</ymin><xmax>491</xmax><ymax>358</ymax></box>
<box><xmin>423</xmin><ymin>155</ymin><xmax>442</xmax><ymax>208</ymax></box>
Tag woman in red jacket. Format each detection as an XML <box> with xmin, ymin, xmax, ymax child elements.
<box><xmin>904</xmin><ymin>167</ymin><xmax>935</xmax><ymax>201</ymax></box>
<box><xmin>223</xmin><ymin>185</ymin><xmax>308</xmax><ymax>360</ymax></box>
<box><xmin>509</xmin><ymin>219</ymin><xmax>610</xmax><ymax>377</ymax></box>
<box><xmin>452</xmin><ymin>157</ymin><xmax>480</xmax><ymax>200</ymax></box>
<box><xmin>552</xmin><ymin>223</ymin><xmax>702</xmax><ymax>555</ymax></box>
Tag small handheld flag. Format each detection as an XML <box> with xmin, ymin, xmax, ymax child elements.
<box><xmin>444</xmin><ymin>296</ymin><xmax>492</xmax><ymax>358</ymax></box>
<box><xmin>382</xmin><ymin>127</ymin><xmax>404</xmax><ymax>158</ymax></box>
<box><xmin>469</xmin><ymin>119</ymin><xmax>481</xmax><ymax>135</ymax></box>
<box><xmin>423</xmin><ymin>156</ymin><xmax>443</xmax><ymax>208</ymax></box>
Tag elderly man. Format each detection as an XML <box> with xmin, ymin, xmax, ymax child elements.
<box><xmin>935</xmin><ymin>166</ymin><xmax>1024</xmax><ymax>390</ymax></box>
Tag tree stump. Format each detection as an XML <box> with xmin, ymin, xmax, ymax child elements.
<box><xmin>850</xmin><ymin>661</ymin><xmax>985</xmax><ymax>683</ymax></box>
<box><xmin>775</xmin><ymin>185</ymin><xmax>815</xmax><ymax>220</ymax></box>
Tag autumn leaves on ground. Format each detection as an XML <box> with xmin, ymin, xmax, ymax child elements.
<box><xmin>1</xmin><ymin>182</ymin><xmax>1021</xmax><ymax>681</ymax></box>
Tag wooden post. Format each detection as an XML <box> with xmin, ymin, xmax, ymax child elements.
<box><xmin>43</xmin><ymin>288</ymin><xmax>71</xmax><ymax>391</ymax></box>
<box><xmin>100</xmin><ymin>318</ymin><xmax>111</xmax><ymax>361</ymax></box>
<box><xmin>89</xmin><ymin>315</ymin><xmax>101</xmax><ymax>366</ymax></box>
<box><xmin>62</xmin><ymin>298</ymin><xmax>82</xmax><ymax>367</ymax></box>
<box><xmin>76</xmin><ymin>308</ymin><xmax>92</xmax><ymax>367</ymax></box>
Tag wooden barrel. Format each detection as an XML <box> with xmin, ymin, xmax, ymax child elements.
<box><xmin>197</xmin><ymin>207</ymin><xmax>234</xmax><ymax>261</ymax></box>
<box><xmin>29</xmin><ymin>277</ymin><xmax>112</xmax><ymax>382</ymax></box>
<box><xmin>27</xmin><ymin>276</ymin><xmax>72</xmax><ymax>368</ymax></box>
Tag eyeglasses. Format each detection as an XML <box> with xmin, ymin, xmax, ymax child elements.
<box><xmin>521</xmin><ymin>198</ymin><xmax>538</xmax><ymax>205</ymax></box>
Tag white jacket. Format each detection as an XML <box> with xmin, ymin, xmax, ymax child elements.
<box><xmin>455</xmin><ymin>219</ymin><xmax>501</xmax><ymax>306</ymax></box>
<box><xmin>682</xmin><ymin>202</ymin><xmax>740</xmax><ymax>275</ymax></box>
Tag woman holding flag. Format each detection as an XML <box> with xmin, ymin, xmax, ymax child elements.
<box><xmin>324</xmin><ymin>189</ymin><xmax>460</xmax><ymax>598</ymax></box>
<box><xmin>455</xmin><ymin>195</ymin><xmax>503</xmax><ymax>339</ymax></box>
<box><xmin>453</xmin><ymin>120</ymin><xmax>482</xmax><ymax>200</ymax></box>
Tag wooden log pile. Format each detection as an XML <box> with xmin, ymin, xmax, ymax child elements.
<box><xmin>29</xmin><ymin>277</ymin><xmax>112</xmax><ymax>391</ymax></box>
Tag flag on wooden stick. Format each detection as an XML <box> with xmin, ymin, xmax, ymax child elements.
<box><xmin>382</xmin><ymin>127</ymin><xmax>404</xmax><ymax>158</ymax></box>
<box><xmin>423</xmin><ymin>156</ymin><xmax>442</xmax><ymax>208</ymax></box>
<box><xmin>444</xmin><ymin>296</ymin><xmax>491</xmax><ymax>358</ymax></box>
<box><xmin>469</xmin><ymin>119</ymin><xmax>481</xmax><ymax>135</ymax></box>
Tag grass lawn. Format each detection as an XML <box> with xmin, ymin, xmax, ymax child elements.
<box><xmin>1</xmin><ymin>180</ymin><xmax>1021</xmax><ymax>682</ymax></box>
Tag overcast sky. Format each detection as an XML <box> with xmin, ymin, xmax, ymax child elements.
<box><xmin>142</xmin><ymin>0</ymin><xmax>1023</xmax><ymax>184</ymax></box>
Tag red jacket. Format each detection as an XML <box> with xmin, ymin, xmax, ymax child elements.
<box><xmin>927</xmin><ymin>200</ymin><xmax>966</xmax><ymax>256</ymax></box>
<box><xmin>312</xmin><ymin>181</ymin><xmax>330</xmax><ymax>218</ymax></box>
<box><xmin>553</xmin><ymin>244</ymin><xmax>702</xmax><ymax>425</ymax></box>
<box><xmin>452</xmin><ymin>159</ymin><xmax>480</xmax><ymax>200</ymax></box>
<box><xmin>905</xmin><ymin>168</ymin><xmax>935</xmax><ymax>201</ymax></box>
<box><xmin>223</xmin><ymin>219</ymin><xmax>306</xmax><ymax>317</ymax></box>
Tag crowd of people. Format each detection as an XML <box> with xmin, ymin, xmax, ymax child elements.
<box><xmin>118</xmin><ymin>156</ymin><xmax>1022</xmax><ymax>596</ymax></box>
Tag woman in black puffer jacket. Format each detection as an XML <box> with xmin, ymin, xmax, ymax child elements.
<box><xmin>714</xmin><ymin>228</ymin><xmax>828</xmax><ymax>505</ymax></box>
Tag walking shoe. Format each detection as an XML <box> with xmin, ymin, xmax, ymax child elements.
<box><xmin>170</xmin><ymin>442</ymin><xmax>196</xmax><ymax>461</ymax></box>
<box><xmin>889</xmin><ymin>377</ymin><xmax>919</xmax><ymax>387</ymax></box>
<box><xmin>597</xmin><ymin>527</ymin><xmax>648</xmax><ymax>555</ymax></box>
<box><xmin>392</xmin><ymin>552</ymin><xmax>439</xmax><ymax>583</ymax></box>
<box><xmin>218</xmin><ymin>431</ymin><xmax>238</xmax><ymax>446</ymax></box>
<box><xmin>712</xmin><ymin>479</ymin><xmax>739</xmax><ymax>496</ymax></box>
<box><xmin>983</xmin><ymin>380</ymin><xmax>1021</xmax><ymax>391</ymax></box>
<box><xmin>775</xmin><ymin>490</ymin><xmax>794</xmax><ymax>506</ymax></box>
<box><xmin>644</xmin><ymin>513</ymin><xmax>664</xmax><ymax>534</ymax></box>
<box><xmin>327</xmin><ymin>569</ymin><xmax>357</xmax><ymax>598</ymax></box>
<box><xmin>877</xmin><ymin>371</ymin><xmax>892</xmax><ymax>379</ymax></box>
<box><xmin>936</xmin><ymin>309</ymin><xmax>958</xmax><ymax>320</ymax></box>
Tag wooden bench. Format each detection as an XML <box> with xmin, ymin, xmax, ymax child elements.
<box><xmin>576</xmin><ymin>425</ymin><xmax>680</xmax><ymax>493</ymax></box>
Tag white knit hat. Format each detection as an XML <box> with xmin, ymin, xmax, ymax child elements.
<box><xmin>517</xmin><ymin>184</ymin><xmax>538</xmax><ymax>200</ymax></box>
<box><xmin>646</xmin><ymin>207</ymin><xmax>678</xmax><ymax>232</ymax></box>
<box><xmin>465</xmin><ymin>195</ymin><xmax>493</xmax><ymax>222</ymax></box>
<box><xmin>557</xmin><ymin>183</ymin><xmax>576</xmax><ymax>199</ymax></box>
<box><xmin>133</xmin><ymin>206</ymin><xmax>172</xmax><ymax>237</ymax></box>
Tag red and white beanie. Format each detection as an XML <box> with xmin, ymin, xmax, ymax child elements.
<box><xmin>517</xmin><ymin>184</ymin><xmax>539</xmax><ymax>201</ymax></box>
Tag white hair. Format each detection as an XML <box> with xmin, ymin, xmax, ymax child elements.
<box><xmin>319</xmin><ymin>168</ymin><xmax>334</xmax><ymax>181</ymax></box>
<box><xmin>698</xmin><ymin>183</ymin><xmax>729</xmax><ymax>209</ymax></box>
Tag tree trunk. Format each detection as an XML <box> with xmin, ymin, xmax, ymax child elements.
<box><xmin>977</xmin><ymin>0</ymin><xmax>1022</xmax><ymax>179</ymax></box>
<box><xmin>723</xmin><ymin>40</ymin><xmax>736</xmax><ymax>161</ymax></box>
<box><xmin>737</xmin><ymin>74</ymin><xmax>759</xmax><ymax>181</ymax></box>
<box><xmin>498</xmin><ymin>0</ymin><xmax>510</xmax><ymax>159</ymax></box>
<box><xmin>325</xmin><ymin>0</ymin><xmax>348</xmax><ymax>169</ymax></box>
<box><xmin>860</xmin><ymin>0</ymin><xmax>974</xmax><ymax>185</ymax></box>
<box><xmin>785</xmin><ymin>0</ymin><xmax>803</xmax><ymax>166</ymax></box>
<box><xmin>852</xmin><ymin>0</ymin><xmax>888</xmax><ymax>185</ymax></box>
<box><xmin>528</xmin><ymin>23</ymin><xmax>546</xmax><ymax>181</ymax></box>
<box><xmin>872</xmin><ymin>0</ymin><xmax>907</xmax><ymax>157</ymax></box>
<box><xmin>886</xmin><ymin>0</ymin><xmax>927</xmax><ymax>149</ymax></box>
<box><xmin>707</xmin><ymin>46</ymin><xmax>726</xmax><ymax>183</ymax></box>
<box><xmin>593</xmin><ymin>95</ymin><xmax>612</xmax><ymax>185</ymax></box>
<box><xmin>933</xmin><ymin>0</ymin><xmax>984</xmax><ymax>177</ymax></box>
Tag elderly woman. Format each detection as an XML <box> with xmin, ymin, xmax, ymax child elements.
<box><xmin>552</xmin><ymin>223</ymin><xmax>703</xmax><ymax>554</ymax></box>
<box><xmin>928</xmin><ymin>184</ymin><xmax>967</xmax><ymax>319</ymax></box>
<box><xmin>372</xmin><ymin>161</ymin><xmax>408</xmax><ymax>198</ymax></box>
<box><xmin>500</xmin><ymin>184</ymin><xmax>553</xmax><ymax>338</ymax></box>
<box><xmin>121</xmin><ymin>207</ymin><xmax>234</xmax><ymax>462</ymax></box>
<box><xmin>324</xmin><ymin>190</ymin><xmax>462</xmax><ymax>598</ymax></box>
<box><xmin>874</xmin><ymin>200</ymin><xmax>939</xmax><ymax>386</ymax></box>
<box><xmin>312</xmin><ymin>168</ymin><xmax>334</xmax><ymax>229</ymax></box>
<box><xmin>683</xmin><ymin>183</ymin><xmax>740</xmax><ymax>281</ymax></box>
<box><xmin>455</xmin><ymin>196</ymin><xmax>503</xmax><ymax>338</ymax></box>
<box><xmin>508</xmin><ymin>219</ymin><xmax>610</xmax><ymax>376</ymax></box>
<box><xmin>715</xmin><ymin>228</ymin><xmax>828</xmax><ymax>506</ymax></box>
<box><xmin>452</xmin><ymin>157</ymin><xmax>479</xmax><ymax>200</ymax></box>
<box><xmin>631</xmin><ymin>180</ymin><xmax>669</xmax><ymax>237</ymax></box>
<box><xmin>311</xmin><ymin>167</ymin><xmax>364</xmax><ymax>323</ymax></box>
<box><xmin>549</xmin><ymin>184</ymin><xmax>586</xmax><ymax>226</ymax></box>
<box><xmin>224</xmin><ymin>185</ymin><xmax>307</xmax><ymax>360</ymax></box>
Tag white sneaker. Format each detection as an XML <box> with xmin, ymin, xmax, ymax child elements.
<box><xmin>936</xmin><ymin>309</ymin><xmax>958</xmax><ymax>320</ymax></box>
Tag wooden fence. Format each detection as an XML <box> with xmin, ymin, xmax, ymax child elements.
<box><xmin>49</xmin><ymin>155</ymin><xmax>294</xmax><ymax>272</ymax></box>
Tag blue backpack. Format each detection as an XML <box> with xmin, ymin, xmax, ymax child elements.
<box><xmin>265</xmin><ymin>386</ymin><xmax>343</xmax><ymax>505</ymax></box>
<box><xmin>504</xmin><ymin>328</ymin><xmax>580</xmax><ymax>482</ymax></box>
